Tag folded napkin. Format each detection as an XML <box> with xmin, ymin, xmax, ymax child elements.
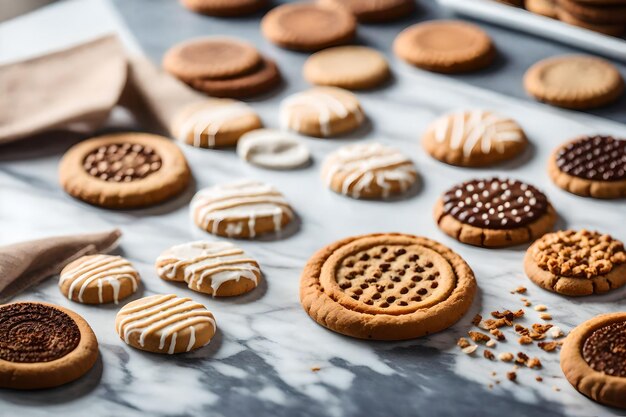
<box><xmin>0</xmin><ymin>229</ymin><xmax>121</xmax><ymax>303</ymax></box>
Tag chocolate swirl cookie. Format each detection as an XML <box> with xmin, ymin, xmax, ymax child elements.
<box><xmin>434</xmin><ymin>178</ymin><xmax>557</xmax><ymax>247</ymax></box>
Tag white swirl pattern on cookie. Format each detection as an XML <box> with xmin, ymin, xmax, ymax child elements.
<box><xmin>236</xmin><ymin>129</ymin><xmax>310</xmax><ymax>169</ymax></box>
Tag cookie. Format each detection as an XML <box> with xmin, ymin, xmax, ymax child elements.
<box><xmin>422</xmin><ymin>110</ymin><xmax>528</xmax><ymax>167</ymax></box>
<box><xmin>524</xmin><ymin>229</ymin><xmax>626</xmax><ymax>296</ymax></box>
<box><xmin>321</xmin><ymin>143</ymin><xmax>418</xmax><ymax>199</ymax></box>
<box><xmin>261</xmin><ymin>2</ymin><xmax>356</xmax><ymax>51</ymax></box>
<box><xmin>191</xmin><ymin>179</ymin><xmax>294</xmax><ymax>238</ymax></box>
<box><xmin>59</xmin><ymin>254</ymin><xmax>140</xmax><ymax>304</ymax></box>
<box><xmin>300</xmin><ymin>233</ymin><xmax>477</xmax><ymax>340</ymax></box>
<box><xmin>171</xmin><ymin>99</ymin><xmax>262</xmax><ymax>148</ymax></box>
<box><xmin>156</xmin><ymin>241</ymin><xmax>261</xmax><ymax>296</ymax></box>
<box><xmin>236</xmin><ymin>129</ymin><xmax>310</xmax><ymax>170</ymax></box>
<box><xmin>180</xmin><ymin>0</ymin><xmax>266</xmax><ymax>16</ymax></box>
<box><xmin>548</xmin><ymin>135</ymin><xmax>626</xmax><ymax>199</ymax></box>
<box><xmin>319</xmin><ymin>0</ymin><xmax>415</xmax><ymax>22</ymax></box>
<box><xmin>303</xmin><ymin>46</ymin><xmax>390</xmax><ymax>90</ymax></box>
<box><xmin>526</xmin><ymin>0</ymin><xmax>558</xmax><ymax>17</ymax></box>
<box><xmin>393</xmin><ymin>20</ymin><xmax>495</xmax><ymax>73</ymax></box>
<box><xmin>0</xmin><ymin>302</ymin><xmax>98</xmax><ymax>389</ymax></box>
<box><xmin>556</xmin><ymin>7</ymin><xmax>626</xmax><ymax>35</ymax></box>
<box><xmin>561</xmin><ymin>313</ymin><xmax>626</xmax><ymax>409</ymax></box>
<box><xmin>115</xmin><ymin>294</ymin><xmax>216</xmax><ymax>354</ymax></box>
<box><xmin>524</xmin><ymin>55</ymin><xmax>624</xmax><ymax>109</ymax></box>
<box><xmin>59</xmin><ymin>133</ymin><xmax>191</xmax><ymax>209</ymax></box>
<box><xmin>557</xmin><ymin>0</ymin><xmax>626</xmax><ymax>23</ymax></box>
<box><xmin>279</xmin><ymin>87</ymin><xmax>365</xmax><ymax>137</ymax></box>
<box><xmin>163</xmin><ymin>37</ymin><xmax>261</xmax><ymax>81</ymax></box>
<box><xmin>434</xmin><ymin>178</ymin><xmax>557</xmax><ymax>247</ymax></box>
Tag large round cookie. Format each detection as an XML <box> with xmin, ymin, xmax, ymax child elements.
<box><xmin>300</xmin><ymin>233</ymin><xmax>477</xmax><ymax>340</ymax></box>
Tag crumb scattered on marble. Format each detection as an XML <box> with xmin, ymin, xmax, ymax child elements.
<box><xmin>528</xmin><ymin>357</ymin><xmax>542</xmax><ymax>369</ymax></box>
<box><xmin>519</xmin><ymin>335</ymin><xmax>533</xmax><ymax>345</ymax></box>
<box><xmin>490</xmin><ymin>328</ymin><xmax>505</xmax><ymax>341</ymax></box>
<box><xmin>486</xmin><ymin>339</ymin><xmax>496</xmax><ymax>348</ymax></box>
<box><xmin>549</xmin><ymin>326</ymin><xmax>564</xmax><ymax>338</ymax></box>
<box><xmin>462</xmin><ymin>345</ymin><xmax>478</xmax><ymax>355</ymax></box>
<box><xmin>536</xmin><ymin>376</ymin><xmax>543</xmax><ymax>382</ymax></box>
<box><xmin>499</xmin><ymin>352</ymin><xmax>514</xmax><ymax>362</ymax></box>
<box><xmin>534</xmin><ymin>305</ymin><xmax>547</xmax><ymax>312</ymax></box>
<box><xmin>472</xmin><ymin>314</ymin><xmax>482</xmax><ymax>326</ymax></box>
<box><xmin>484</xmin><ymin>349</ymin><xmax>495</xmax><ymax>360</ymax></box>
<box><xmin>469</xmin><ymin>331</ymin><xmax>491</xmax><ymax>343</ymax></box>
<box><xmin>538</xmin><ymin>341</ymin><xmax>559</xmax><ymax>352</ymax></box>
<box><xmin>457</xmin><ymin>337</ymin><xmax>471</xmax><ymax>348</ymax></box>
<box><xmin>512</xmin><ymin>286</ymin><xmax>527</xmax><ymax>294</ymax></box>
<box><xmin>540</xmin><ymin>313</ymin><xmax>552</xmax><ymax>321</ymax></box>
<box><xmin>507</xmin><ymin>371</ymin><xmax>517</xmax><ymax>382</ymax></box>
<box><xmin>311</xmin><ymin>366</ymin><xmax>321</xmax><ymax>372</ymax></box>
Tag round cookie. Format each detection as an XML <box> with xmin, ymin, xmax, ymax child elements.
<box><xmin>556</xmin><ymin>8</ymin><xmax>626</xmax><ymax>35</ymax></box>
<box><xmin>393</xmin><ymin>20</ymin><xmax>495</xmax><ymax>73</ymax></box>
<box><xmin>236</xmin><ymin>129</ymin><xmax>310</xmax><ymax>170</ymax></box>
<box><xmin>280</xmin><ymin>87</ymin><xmax>365</xmax><ymax>137</ymax></box>
<box><xmin>303</xmin><ymin>46</ymin><xmax>390</xmax><ymax>90</ymax></box>
<box><xmin>300</xmin><ymin>233</ymin><xmax>477</xmax><ymax>340</ymax></box>
<box><xmin>557</xmin><ymin>0</ymin><xmax>626</xmax><ymax>23</ymax></box>
<box><xmin>0</xmin><ymin>302</ymin><xmax>98</xmax><ymax>389</ymax></box>
<box><xmin>434</xmin><ymin>178</ymin><xmax>557</xmax><ymax>247</ymax></box>
<box><xmin>163</xmin><ymin>37</ymin><xmax>261</xmax><ymax>81</ymax></box>
<box><xmin>191</xmin><ymin>179</ymin><xmax>294</xmax><ymax>238</ymax></box>
<box><xmin>59</xmin><ymin>133</ymin><xmax>191</xmax><ymax>209</ymax></box>
<box><xmin>261</xmin><ymin>2</ymin><xmax>356</xmax><ymax>51</ymax></box>
<box><xmin>526</xmin><ymin>0</ymin><xmax>558</xmax><ymax>17</ymax></box>
<box><xmin>59</xmin><ymin>254</ymin><xmax>140</xmax><ymax>304</ymax></box>
<box><xmin>548</xmin><ymin>135</ymin><xmax>626</xmax><ymax>199</ymax></box>
<box><xmin>180</xmin><ymin>0</ymin><xmax>266</xmax><ymax>16</ymax></box>
<box><xmin>422</xmin><ymin>110</ymin><xmax>528</xmax><ymax>167</ymax></box>
<box><xmin>115</xmin><ymin>294</ymin><xmax>216</xmax><ymax>354</ymax></box>
<box><xmin>524</xmin><ymin>55</ymin><xmax>624</xmax><ymax>109</ymax></box>
<box><xmin>321</xmin><ymin>142</ymin><xmax>418</xmax><ymax>199</ymax></box>
<box><xmin>524</xmin><ymin>229</ymin><xmax>626</xmax><ymax>296</ymax></box>
<box><xmin>561</xmin><ymin>313</ymin><xmax>626</xmax><ymax>409</ymax></box>
<box><xmin>171</xmin><ymin>99</ymin><xmax>262</xmax><ymax>148</ymax></box>
<box><xmin>156</xmin><ymin>241</ymin><xmax>261</xmax><ymax>296</ymax></box>
<box><xmin>319</xmin><ymin>0</ymin><xmax>415</xmax><ymax>22</ymax></box>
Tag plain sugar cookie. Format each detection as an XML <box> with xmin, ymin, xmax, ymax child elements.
<box><xmin>180</xmin><ymin>0</ymin><xmax>266</xmax><ymax>16</ymax></box>
<box><xmin>320</xmin><ymin>0</ymin><xmax>415</xmax><ymax>22</ymax></box>
<box><xmin>237</xmin><ymin>129</ymin><xmax>310</xmax><ymax>169</ymax></box>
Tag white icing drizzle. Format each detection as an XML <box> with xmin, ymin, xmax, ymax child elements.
<box><xmin>117</xmin><ymin>294</ymin><xmax>216</xmax><ymax>354</ymax></box>
<box><xmin>59</xmin><ymin>254</ymin><xmax>139</xmax><ymax>304</ymax></box>
<box><xmin>190</xmin><ymin>180</ymin><xmax>293</xmax><ymax>238</ymax></box>
<box><xmin>322</xmin><ymin>143</ymin><xmax>417</xmax><ymax>199</ymax></box>
<box><xmin>236</xmin><ymin>129</ymin><xmax>310</xmax><ymax>169</ymax></box>
<box><xmin>157</xmin><ymin>241</ymin><xmax>260</xmax><ymax>296</ymax></box>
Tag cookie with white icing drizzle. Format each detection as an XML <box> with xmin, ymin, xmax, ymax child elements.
<box><xmin>279</xmin><ymin>87</ymin><xmax>365</xmax><ymax>137</ymax></box>
<box><xmin>191</xmin><ymin>179</ymin><xmax>294</xmax><ymax>238</ymax></box>
<box><xmin>422</xmin><ymin>110</ymin><xmax>528</xmax><ymax>167</ymax></box>
<box><xmin>171</xmin><ymin>99</ymin><xmax>262</xmax><ymax>148</ymax></box>
<box><xmin>237</xmin><ymin>129</ymin><xmax>310</xmax><ymax>170</ymax></box>
<box><xmin>116</xmin><ymin>294</ymin><xmax>216</xmax><ymax>354</ymax></box>
<box><xmin>156</xmin><ymin>241</ymin><xmax>261</xmax><ymax>296</ymax></box>
<box><xmin>322</xmin><ymin>143</ymin><xmax>417</xmax><ymax>199</ymax></box>
<box><xmin>59</xmin><ymin>254</ymin><xmax>140</xmax><ymax>304</ymax></box>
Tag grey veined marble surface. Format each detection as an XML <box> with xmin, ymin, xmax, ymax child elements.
<box><xmin>1</xmin><ymin>0</ymin><xmax>626</xmax><ymax>416</ymax></box>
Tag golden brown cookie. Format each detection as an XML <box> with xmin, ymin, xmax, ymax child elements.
<box><xmin>59</xmin><ymin>133</ymin><xmax>191</xmax><ymax>209</ymax></box>
<box><xmin>393</xmin><ymin>20</ymin><xmax>495</xmax><ymax>73</ymax></box>
<box><xmin>561</xmin><ymin>313</ymin><xmax>626</xmax><ymax>409</ymax></box>
<box><xmin>171</xmin><ymin>99</ymin><xmax>262</xmax><ymax>148</ymax></box>
<box><xmin>556</xmin><ymin>7</ymin><xmax>626</xmax><ymax>35</ymax></box>
<box><xmin>156</xmin><ymin>241</ymin><xmax>261</xmax><ymax>297</ymax></box>
<box><xmin>434</xmin><ymin>178</ymin><xmax>557</xmax><ymax>247</ymax></box>
<box><xmin>191</xmin><ymin>179</ymin><xmax>294</xmax><ymax>238</ymax></box>
<box><xmin>321</xmin><ymin>143</ymin><xmax>418</xmax><ymax>199</ymax></box>
<box><xmin>261</xmin><ymin>2</ymin><xmax>356</xmax><ymax>51</ymax></box>
<box><xmin>0</xmin><ymin>302</ymin><xmax>98</xmax><ymax>389</ymax></box>
<box><xmin>59</xmin><ymin>254</ymin><xmax>140</xmax><ymax>304</ymax></box>
<box><xmin>524</xmin><ymin>55</ymin><xmax>624</xmax><ymax>109</ymax></box>
<box><xmin>557</xmin><ymin>0</ymin><xmax>626</xmax><ymax>23</ymax></box>
<box><xmin>303</xmin><ymin>46</ymin><xmax>390</xmax><ymax>90</ymax></box>
<box><xmin>526</xmin><ymin>0</ymin><xmax>558</xmax><ymax>17</ymax></box>
<box><xmin>320</xmin><ymin>0</ymin><xmax>415</xmax><ymax>22</ymax></box>
<box><xmin>300</xmin><ymin>233</ymin><xmax>477</xmax><ymax>340</ymax></box>
<box><xmin>180</xmin><ymin>0</ymin><xmax>266</xmax><ymax>16</ymax></box>
<box><xmin>422</xmin><ymin>110</ymin><xmax>528</xmax><ymax>167</ymax></box>
<box><xmin>279</xmin><ymin>87</ymin><xmax>365</xmax><ymax>137</ymax></box>
<box><xmin>548</xmin><ymin>135</ymin><xmax>626</xmax><ymax>199</ymax></box>
<box><xmin>524</xmin><ymin>229</ymin><xmax>626</xmax><ymax>296</ymax></box>
<box><xmin>115</xmin><ymin>294</ymin><xmax>216</xmax><ymax>354</ymax></box>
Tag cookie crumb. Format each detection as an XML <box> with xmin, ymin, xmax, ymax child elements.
<box><xmin>484</xmin><ymin>349</ymin><xmax>495</xmax><ymax>360</ymax></box>
<box><xmin>536</xmin><ymin>376</ymin><xmax>543</xmax><ymax>382</ymax></box>
<box><xmin>553</xmin><ymin>386</ymin><xmax>561</xmax><ymax>392</ymax></box>
<box><xmin>457</xmin><ymin>337</ymin><xmax>471</xmax><ymax>348</ymax></box>
<box><xmin>486</xmin><ymin>339</ymin><xmax>496</xmax><ymax>348</ymax></box>
<box><xmin>462</xmin><ymin>345</ymin><xmax>478</xmax><ymax>355</ymax></box>
<box><xmin>471</xmin><ymin>314</ymin><xmax>482</xmax><ymax>326</ymax></box>
<box><xmin>538</xmin><ymin>341</ymin><xmax>559</xmax><ymax>352</ymax></box>
<box><xmin>311</xmin><ymin>366</ymin><xmax>321</xmax><ymax>372</ymax></box>
<box><xmin>468</xmin><ymin>331</ymin><xmax>491</xmax><ymax>343</ymax></box>
<box><xmin>491</xmin><ymin>371</ymin><xmax>497</xmax><ymax>376</ymax></box>
<box><xmin>527</xmin><ymin>357</ymin><xmax>542</xmax><ymax>369</ymax></box>
<box><xmin>518</xmin><ymin>335</ymin><xmax>533</xmax><ymax>345</ymax></box>
<box><xmin>549</xmin><ymin>326</ymin><xmax>564</xmax><ymax>338</ymax></box>
<box><xmin>513</xmin><ymin>286</ymin><xmax>527</xmax><ymax>294</ymax></box>
<box><xmin>488</xmin><ymin>383</ymin><xmax>493</xmax><ymax>389</ymax></box>
<box><xmin>534</xmin><ymin>305</ymin><xmax>547</xmax><ymax>312</ymax></box>
<box><xmin>524</xmin><ymin>301</ymin><xmax>532</xmax><ymax>307</ymax></box>
<box><xmin>540</xmin><ymin>313</ymin><xmax>552</xmax><ymax>321</ymax></box>
<box><xmin>499</xmin><ymin>352</ymin><xmax>514</xmax><ymax>362</ymax></box>
<box><xmin>490</xmin><ymin>328</ymin><xmax>506</xmax><ymax>341</ymax></box>
<box><xmin>507</xmin><ymin>371</ymin><xmax>517</xmax><ymax>382</ymax></box>
<box><xmin>516</xmin><ymin>352</ymin><xmax>529</xmax><ymax>365</ymax></box>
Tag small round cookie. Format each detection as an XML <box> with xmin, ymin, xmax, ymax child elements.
<box><xmin>526</xmin><ymin>0</ymin><xmax>558</xmax><ymax>18</ymax></box>
<box><xmin>59</xmin><ymin>133</ymin><xmax>191</xmax><ymax>209</ymax></box>
<box><xmin>320</xmin><ymin>0</ymin><xmax>415</xmax><ymax>22</ymax></box>
<box><xmin>180</xmin><ymin>0</ymin><xmax>266</xmax><ymax>16</ymax></box>
<box><xmin>237</xmin><ymin>129</ymin><xmax>310</xmax><ymax>170</ymax></box>
<box><xmin>524</xmin><ymin>55</ymin><xmax>624</xmax><ymax>109</ymax></box>
<box><xmin>115</xmin><ymin>294</ymin><xmax>216</xmax><ymax>354</ymax></box>
<box><xmin>0</xmin><ymin>302</ymin><xmax>98</xmax><ymax>389</ymax></box>
<box><xmin>557</xmin><ymin>0</ymin><xmax>626</xmax><ymax>24</ymax></box>
<box><xmin>561</xmin><ymin>313</ymin><xmax>626</xmax><ymax>409</ymax></box>
<box><xmin>171</xmin><ymin>99</ymin><xmax>262</xmax><ymax>148</ymax></box>
<box><xmin>393</xmin><ymin>20</ymin><xmax>495</xmax><ymax>73</ymax></box>
<box><xmin>280</xmin><ymin>87</ymin><xmax>365</xmax><ymax>137</ymax></box>
<box><xmin>163</xmin><ymin>37</ymin><xmax>261</xmax><ymax>81</ymax></box>
<box><xmin>422</xmin><ymin>110</ymin><xmax>528</xmax><ymax>167</ymax></box>
<box><xmin>549</xmin><ymin>135</ymin><xmax>626</xmax><ymax>199</ymax></box>
<box><xmin>303</xmin><ymin>46</ymin><xmax>390</xmax><ymax>90</ymax></box>
<box><xmin>59</xmin><ymin>254</ymin><xmax>140</xmax><ymax>304</ymax></box>
<box><xmin>556</xmin><ymin>8</ymin><xmax>626</xmax><ymax>36</ymax></box>
<box><xmin>261</xmin><ymin>2</ymin><xmax>356</xmax><ymax>51</ymax></box>
<box><xmin>434</xmin><ymin>178</ymin><xmax>557</xmax><ymax>247</ymax></box>
<box><xmin>156</xmin><ymin>241</ymin><xmax>261</xmax><ymax>296</ymax></box>
<box><xmin>191</xmin><ymin>179</ymin><xmax>294</xmax><ymax>238</ymax></box>
<box><xmin>524</xmin><ymin>229</ymin><xmax>626</xmax><ymax>296</ymax></box>
<box><xmin>300</xmin><ymin>233</ymin><xmax>477</xmax><ymax>340</ymax></box>
<box><xmin>321</xmin><ymin>143</ymin><xmax>417</xmax><ymax>199</ymax></box>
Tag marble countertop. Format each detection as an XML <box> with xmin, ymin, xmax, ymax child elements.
<box><xmin>1</xmin><ymin>1</ymin><xmax>625</xmax><ymax>416</ymax></box>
